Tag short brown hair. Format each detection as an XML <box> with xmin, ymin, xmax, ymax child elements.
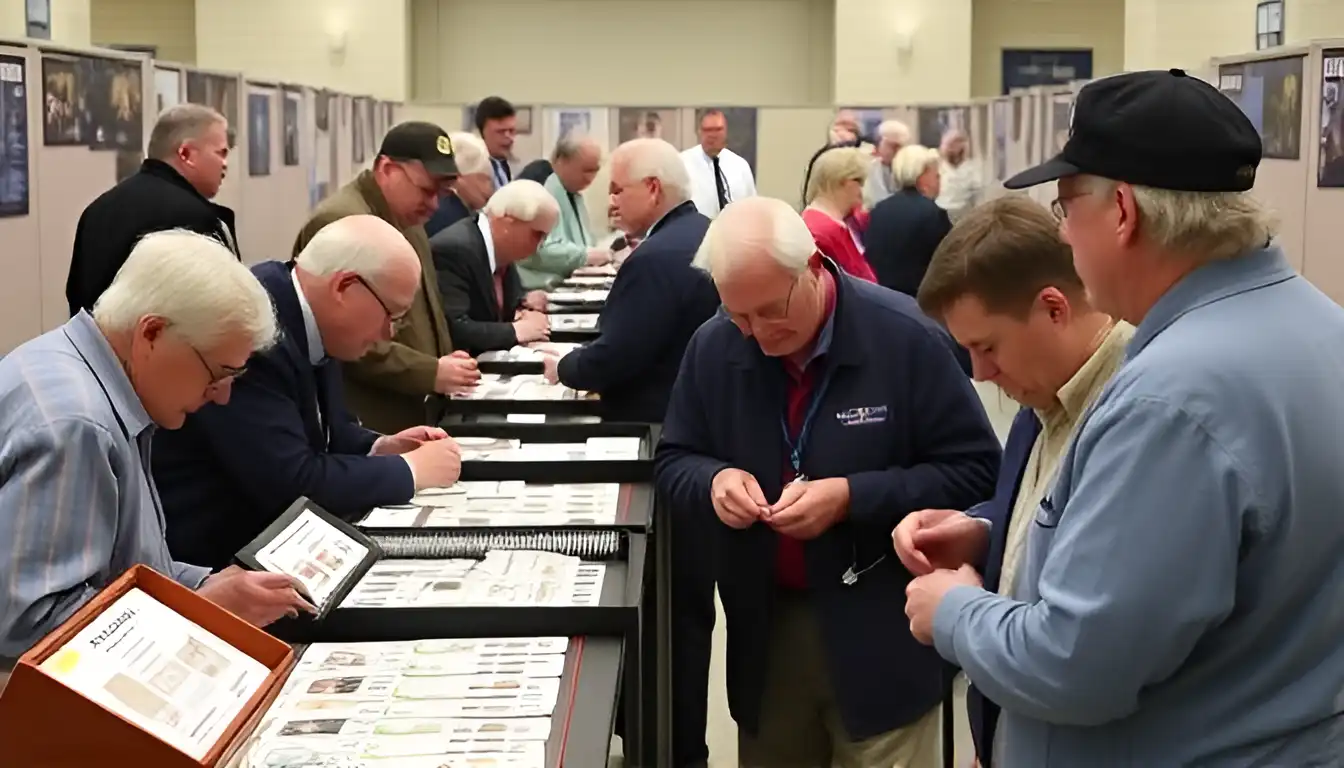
<box><xmin>917</xmin><ymin>196</ymin><xmax>1084</xmax><ymax>320</ymax></box>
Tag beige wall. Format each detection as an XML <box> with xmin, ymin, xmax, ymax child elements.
<box><xmin>834</xmin><ymin>0</ymin><xmax>973</xmax><ymax>103</ymax></box>
<box><xmin>0</xmin><ymin>0</ymin><xmax>90</xmax><ymax>44</ymax></box>
<box><xmin>90</xmin><ymin>0</ymin><xmax>196</xmax><ymax>64</ymax></box>
<box><xmin>413</xmin><ymin>0</ymin><xmax>834</xmax><ymax>105</ymax></box>
<box><xmin>1124</xmin><ymin>0</ymin><xmax>1256</xmax><ymax>71</ymax></box>
<box><xmin>1286</xmin><ymin>0</ymin><xmax>1344</xmax><ymax>45</ymax></box>
<box><xmin>971</xmin><ymin>0</ymin><xmax>1125</xmax><ymax>98</ymax></box>
<box><xmin>195</xmin><ymin>0</ymin><xmax>410</xmax><ymax>100</ymax></box>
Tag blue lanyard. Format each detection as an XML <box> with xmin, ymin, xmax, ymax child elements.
<box><xmin>780</xmin><ymin>366</ymin><xmax>835</xmax><ymax>475</ymax></box>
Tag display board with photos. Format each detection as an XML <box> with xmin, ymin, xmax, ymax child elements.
<box><xmin>1319</xmin><ymin>51</ymin><xmax>1344</xmax><ymax>187</ymax></box>
<box><xmin>0</xmin><ymin>565</ymin><xmax>295</xmax><ymax>767</ymax></box>
<box><xmin>363</xmin><ymin>482</ymin><xmax>626</xmax><ymax>529</ymax></box>
<box><xmin>233</xmin><ymin>637</ymin><xmax>571</xmax><ymax>768</ymax></box>
<box><xmin>40</xmin><ymin>53</ymin><xmax>144</xmax><ymax>151</ymax></box>
<box><xmin>0</xmin><ymin>54</ymin><xmax>30</xmax><ymax>218</ymax></box>
<box><xmin>1218</xmin><ymin>55</ymin><xmax>1305</xmax><ymax>160</ymax></box>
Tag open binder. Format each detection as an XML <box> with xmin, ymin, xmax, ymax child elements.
<box><xmin>0</xmin><ymin>565</ymin><xmax>295</xmax><ymax>768</ymax></box>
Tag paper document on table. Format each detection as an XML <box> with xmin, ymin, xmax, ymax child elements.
<box><xmin>39</xmin><ymin>587</ymin><xmax>270</xmax><ymax>760</ymax></box>
<box><xmin>545</xmin><ymin>289</ymin><xmax>608</xmax><ymax>304</ymax></box>
<box><xmin>253</xmin><ymin>508</ymin><xmax>369</xmax><ymax>608</ymax></box>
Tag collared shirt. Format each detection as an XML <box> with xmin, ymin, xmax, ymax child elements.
<box><xmin>776</xmin><ymin>268</ymin><xmax>838</xmax><ymax>590</ymax></box>
<box><xmin>863</xmin><ymin>159</ymin><xmax>895</xmax><ymax>209</ymax></box>
<box><xmin>0</xmin><ymin>312</ymin><xmax>211</xmax><ymax>660</ymax></box>
<box><xmin>936</xmin><ymin>160</ymin><xmax>982</xmax><ymax>218</ymax></box>
<box><xmin>291</xmin><ymin>268</ymin><xmax>326</xmax><ymax>365</ymax></box>
<box><xmin>478</xmin><ymin>213</ymin><xmax>498</xmax><ymax>275</ymax></box>
<box><xmin>997</xmin><ymin>321</ymin><xmax>1133</xmax><ymax>599</ymax></box>
<box><xmin>934</xmin><ymin>245</ymin><xmax>1344</xmax><ymax>766</ymax></box>
<box><xmin>680</xmin><ymin>145</ymin><xmax>756</xmax><ymax>218</ymax></box>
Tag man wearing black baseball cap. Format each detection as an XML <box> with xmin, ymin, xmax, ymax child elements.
<box><xmin>293</xmin><ymin>120</ymin><xmax>480</xmax><ymax>434</ymax></box>
<box><xmin>905</xmin><ymin>69</ymin><xmax>1344</xmax><ymax>766</ymax></box>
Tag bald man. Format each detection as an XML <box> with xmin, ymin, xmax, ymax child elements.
<box><xmin>154</xmin><ymin>215</ymin><xmax>465</xmax><ymax>570</ymax></box>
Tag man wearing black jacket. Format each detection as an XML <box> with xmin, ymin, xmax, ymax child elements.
<box><xmin>67</xmin><ymin>104</ymin><xmax>240</xmax><ymax>315</ymax></box>
<box><xmin>433</xmin><ymin>180</ymin><xmax>558</xmax><ymax>354</ymax></box>
<box><xmin>544</xmin><ymin>137</ymin><xmax>719</xmax><ymax>424</ymax></box>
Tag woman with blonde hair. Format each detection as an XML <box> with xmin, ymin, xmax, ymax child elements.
<box><xmin>799</xmin><ymin>146</ymin><xmax>878</xmax><ymax>281</ymax></box>
<box><xmin>863</xmin><ymin>144</ymin><xmax>953</xmax><ymax>296</ymax></box>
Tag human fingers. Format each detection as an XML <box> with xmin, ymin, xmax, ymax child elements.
<box><xmin>721</xmin><ymin>481</ymin><xmax>765</xmax><ymax>521</ymax></box>
<box><xmin>740</xmin><ymin>473</ymin><xmax>769</xmax><ymax>509</ymax></box>
<box><xmin>450</xmin><ymin>349</ymin><xmax>472</xmax><ymax>359</ymax></box>
<box><xmin>288</xmin><ymin>589</ymin><xmax>319</xmax><ymax>615</ymax></box>
<box><xmin>710</xmin><ymin>496</ymin><xmax>755</xmax><ymax>528</ymax></box>
<box><xmin>767</xmin><ymin>481</ymin><xmax>808</xmax><ymax>517</ymax></box>
<box><xmin>246</xmin><ymin>571</ymin><xmax>304</xmax><ymax>590</ymax></box>
<box><xmin>893</xmin><ymin>517</ymin><xmax>934</xmax><ymax>576</ymax></box>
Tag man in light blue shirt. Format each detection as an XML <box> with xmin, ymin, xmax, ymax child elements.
<box><xmin>0</xmin><ymin>230</ymin><xmax>313</xmax><ymax>670</ymax></box>
<box><xmin>904</xmin><ymin>70</ymin><xmax>1344</xmax><ymax>766</ymax></box>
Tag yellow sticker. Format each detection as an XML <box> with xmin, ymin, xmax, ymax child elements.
<box><xmin>41</xmin><ymin>648</ymin><xmax>80</xmax><ymax>676</ymax></box>
<box><xmin>436</xmin><ymin>135</ymin><xmax>453</xmax><ymax>155</ymax></box>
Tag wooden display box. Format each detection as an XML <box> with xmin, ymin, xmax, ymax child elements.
<box><xmin>0</xmin><ymin>565</ymin><xmax>295</xmax><ymax>768</ymax></box>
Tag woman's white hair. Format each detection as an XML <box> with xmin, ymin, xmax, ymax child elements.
<box><xmin>93</xmin><ymin>229</ymin><xmax>276</xmax><ymax>352</ymax></box>
<box><xmin>1081</xmin><ymin>175</ymin><xmax>1278</xmax><ymax>262</ymax></box>
<box><xmin>891</xmin><ymin>144</ymin><xmax>941</xmax><ymax>190</ymax></box>
<box><xmin>878</xmin><ymin>119</ymin><xmax>912</xmax><ymax>145</ymax></box>
<box><xmin>692</xmin><ymin>196</ymin><xmax>815</xmax><ymax>281</ymax></box>
<box><xmin>483</xmin><ymin>179</ymin><xmax>560</xmax><ymax>222</ymax></box>
<box><xmin>613</xmin><ymin>138</ymin><xmax>691</xmax><ymax>204</ymax></box>
<box><xmin>448</xmin><ymin>131</ymin><xmax>491</xmax><ymax>176</ymax></box>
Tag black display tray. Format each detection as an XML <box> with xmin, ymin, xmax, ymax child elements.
<box><xmin>271</xmin><ymin>531</ymin><xmax>646</xmax><ymax>644</ymax></box>
<box><xmin>549</xmin><ymin>635</ymin><xmax>623</xmax><ymax>768</ymax></box>
<box><xmin>452</xmin><ymin>422</ymin><xmax>656</xmax><ymax>484</ymax></box>
<box><xmin>449</xmin><ymin>391</ymin><xmax>604</xmax><ymax>417</ymax></box>
<box><xmin>549</xmin><ymin>326</ymin><xmax>600</xmax><ymax>343</ymax></box>
<box><xmin>477</xmin><ymin>357</ymin><xmax>545</xmax><ymax>375</ymax></box>
<box><xmin>547</xmin><ymin>301</ymin><xmax>606</xmax><ymax>314</ymax></box>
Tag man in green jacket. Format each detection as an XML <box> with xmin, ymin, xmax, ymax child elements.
<box><xmin>516</xmin><ymin>135</ymin><xmax>612</xmax><ymax>289</ymax></box>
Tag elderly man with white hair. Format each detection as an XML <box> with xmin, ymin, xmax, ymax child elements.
<box><xmin>862</xmin><ymin>118</ymin><xmax>912</xmax><ymax>208</ymax></box>
<box><xmin>154</xmin><ymin>215</ymin><xmax>464</xmax><ymax>571</ymax></box>
<box><xmin>655</xmin><ymin>197</ymin><xmax>999</xmax><ymax>768</ymax></box>
<box><xmin>425</xmin><ymin>131</ymin><xmax>495</xmax><ymax>238</ymax></box>
<box><xmin>433</xmin><ymin>179</ymin><xmax>560</xmax><ymax>354</ymax></box>
<box><xmin>0</xmin><ymin>230</ymin><xmax>315</xmax><ymax>675</ymax></box>
<box><xmin>515</xmin><ymin>134</ymin><xmax>610</xmax><ymax>290</ymax></box>
<box><xmin>904</xmin><ymin>69</ymin><xmax>1344</xmax><ymax>767</ymax></box>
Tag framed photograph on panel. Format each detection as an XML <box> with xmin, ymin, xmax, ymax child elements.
<box><xmin>247</xmin><ymin>91</ymin><xmax>271</xmax><ymax>176</ymax></box>
<box><xmin>41</xmin><ymin>56</ymin><xmax>83</xmax><ymax>145</ymax></box>
<box><xmin>282</xmin><ymin>88</ymin><xmax>300</xmax><ymax>166</ymax></box>
<box><xmin>1319</xmin><ymin>52</ymin><xmax>1344</xmax><ymax>187</ymax></box>
<box><xmin>0</xmin><ymin>55</ymin><xmax>31</xmax><ymax>217</ymax></box>
<box><xmin>1255</xmin><ymin>56</ymin><xmax>1303</xmax><ymax>160</ymax></box>
<box><xmin>617</xmin><ymin>107</ymin><xmax>682</xmax><ymax>147</ymax></box>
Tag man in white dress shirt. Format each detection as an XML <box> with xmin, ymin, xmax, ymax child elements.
<box><xmin>681</xmin><ymin>109</ymin><xmax>756</xmax><ymax>218</ymax></box>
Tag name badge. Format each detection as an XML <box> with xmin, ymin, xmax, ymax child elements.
<box><xmin>836</xmin><ymin>405</ymin><xmax>887</xmax><ymax>426</ymax></box>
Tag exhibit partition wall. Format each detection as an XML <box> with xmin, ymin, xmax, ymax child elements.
<box><xmin>1213</xmin><ymin>45</ymin><xmax>1311</xmax><ymax>276</ymax></box>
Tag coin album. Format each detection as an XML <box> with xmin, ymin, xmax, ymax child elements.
<box><xmin>456</xmin><ymin>437</ymin><xmax>642</xmax><ymax>463</ymax></box>
<box><xmin>362</xmin><ymin>482</ymin><xmax>621</xmax><ymax>529</ymax></box>
<box><xmin>339</xmin><ymin>551</ymin><xmax>606</xmax><ymax>609</ymax></box>
<box><xmin>548</xmin><ymin>314</ymin><xmax>598</xmax><ymax>331</ymax></box>
<box><xmin>477</xmin><ymin>343</ymin><xmax>580</xmax><ymax>363</ymax></box>
<box><xmin>454</xmin><ymin>374</ymin><xmax>586</xmax><ymax>401</ymax></box>
<box><xmin>231</xmin><ymin>637</ymin><xmax>569</xmax><ymax>768</ymax></box>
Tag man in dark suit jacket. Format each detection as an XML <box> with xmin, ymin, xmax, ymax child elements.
<box><xmin>893</xmin><ymin>197</ymin><xmax>1132</xmax><ymax>767</ymax></box>
<box><xmin>655</xmin><ymin>197</ymin><xmax>999</xmax><ymax>767</ymax></box>
<box><xmin>153</xmin><ymin>215</ymin><xmax>465</xmax><ymax>570</ymax></box>
<box><xmin>545</xmin><ymin>139</ymin><xmax>720</xmax><ymax>424</ymax></box>
<box><xmin>432</xmin><ymin>180</ymin><xmax>558</xmax><ymax>355</ymax></box>
<box><xmin>425</xmin><ymin>132</ymin><xmax>495</xmax><ymax>238</ymax></box>
<box><xmin>68</xmin><ymin>104</ymin><xmax>240</xmax><ymax>315</ymax></box>
<box><xmin>863</xmin><ymin>184</ymin><xmax>952</xmax><ymax>298</ymax></box>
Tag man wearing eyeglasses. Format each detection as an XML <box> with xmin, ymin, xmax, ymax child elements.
<box><xmin>293</xmin><ymin>121</ymin><xmax>481</xmax><ymax>435</ymax></box>
<box><xmin>154</xmin><ymin>216</ymin><xmax>465</xmax><ymax>571</ymax></box>
<box><xmin>655</xmin><ymin>197</ymin><xmax>1000</xmax><ymax>768</ymax></box>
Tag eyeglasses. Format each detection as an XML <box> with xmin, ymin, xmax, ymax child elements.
<box><xmin>354</xmin><ymin>275</ymin><xmax>410</xmax><ymax>330</ymax></box>
<box><xmin>191</xmin><ymin>346</ymin><xmax>246</xmax><ymax>390</ymax></box>
<box><xmin>1050</xmin><ymin>191</ymin><xmax>1093</xmax><ymax>221</ymax></box>
<box><xmin>723</xmin><ymin>275</ymin><xmax>801</xmax><ymax>328</ymax></box>
<box><xmin>393</xmin><ymin>162</ymin><xmax>450</xmax><ymax>197</ymax></box>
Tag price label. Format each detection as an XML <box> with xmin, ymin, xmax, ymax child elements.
<box><xmin>0</xmin><ymin>60</ymin><xmax>22</xmax><ymax>84</ymax></box>
<box><xmin>1219</xmin><ymin>73</ymin><xmax>1244</xmax><ymax>92</ymax></box>
<box><xmin>1325</xmin><ymin>57</ymin><xmax>1344</xmax><ymax>80</ymax></box>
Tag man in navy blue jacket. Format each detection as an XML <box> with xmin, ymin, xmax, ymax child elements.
<box><xmin>153</xmin><ymin>215</ymin><xmax>466</xmax><ymax>570</ymax></box>
<box><xmin>544</xmin><ymin>138</ymin><xmax>719</xmax><ymax>424</ymax></box>
<box><xmin>655</xmin><ymin>197</ymin><xmax>1000</xmax><ymax>767</ymax></box>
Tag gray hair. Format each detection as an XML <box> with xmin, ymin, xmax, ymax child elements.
<box><xmin>878</xmin><ymin>119</ymin><xmax>912</xmax><ymax>145</ymax></box>
<box><xmin>891</xmin><ymin>145</ymin><xmax>940</xmax><ymax>190</ymax></box>
<box><xmin>93</xmin><ymin>229</ymin><xmax>276</xmax><ymax>352</ymax></box>
<box><xmin>147</xmin><ymin>104</ymin><xmax>227</xmax><ymax>161</ymax></box>
<box><xmin>692</xmin><ymin>196</ymin><xmax>815</xmax><ymax>280</ymax></box>
<box><xmin>483</xmin><ymin>179</ymin><xmax>560</xmax><ymax>223</ymax></box>
<box><xmin>1081</xmin><ymin>175</ymin><xmax>1277</xmax><ymax>262</ymax></box>
<box><xmin>295</xmin><ymin>214</ymin><xmax>411</xmax><ymax>281</ymax></box>
<box><xmin>448</xmin><ymin>131</ymin><xmax>490</xmax><ymax>176</ymax></box>
<box><xmin>614</xmin><ymin>138</ymin><xmax>691</xmax><ymax>204</ymax></box>
<box><xmin>552</xmin><ymin>134</ymin><xmax>599</xmax><ymax>162</ymax></box>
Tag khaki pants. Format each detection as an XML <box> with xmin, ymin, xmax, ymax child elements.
<box><xmin>738</xmin><ymin>592</ymin><xmax>942</xmax><ymax>768</ymax></box>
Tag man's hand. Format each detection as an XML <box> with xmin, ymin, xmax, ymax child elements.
<box><xmin>710</xmin><ymin>468</ymin><xmax>769</xmax><ymax>529</ymax></box>
<box><xmin>904</xmin><ymin>564</ymin><xmax>983</xmax><ymax>644</ymax></box>
<box><xmin>372</xmin><ymin>426</ymin><xmax>448</xmax><ymax>456</ymax></box>
<box><xmin>404</xmin><ymin>437</ymin><xmax>462</xmax><ymax>489</ymax></box>
<box><xmin>585</xmin><ymin>248</ymin><xmax>612</xmax><ymax>267</ymax></box>
<box><xmin>893</xmin><ymin>509</ymin><xmax>990</xmax><ymax>577</ymax></box>
<box><xmin>435</xmin><ymin>352</ymin><xmax>480</xmax><ymax>394</ymax></box>
<box><xmin>513</xmin><ymin>310</ymin><xmax>550</xmax><ymax>344</ymax></box>
<box><xmin>542</xmin><ymin>352</ymin><xmax>561</xmax><ymax>385</ymax></box>
<box><xmin>522</xmin><ymin>290</ymin><xmax>548</xmax><ymax>312</ymax></box>
<box><xmin>765</xmin><ymin>477</ymin><xmax>849</xmax><ymax>540</ymax></box>
<box><xmin>197</xmin><ymin>566</ymin><xmax>317</xmax><ymax>627</ymax></box>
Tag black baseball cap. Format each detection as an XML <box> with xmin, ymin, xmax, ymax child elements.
<box><xmin>378</xmin><ymin>121</ymin><xmax>459</xmax><ymax>177</ymax></box>
<box><xmin>1004</xmin><ymin>69</ymin><xmax>1262</xmax><ymax>192</ymax></box>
